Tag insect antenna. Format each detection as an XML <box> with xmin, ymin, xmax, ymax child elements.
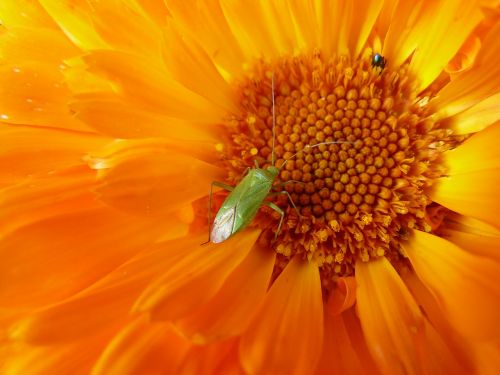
<box><xmin>271</xmin><ymin>72</ymin><xmax>276</xmax><ymax>167</ymax></box>
<box><xmin>278</xmin><ymin>141</ymin><xmax>354</xmax><ymax>171</ymax></box>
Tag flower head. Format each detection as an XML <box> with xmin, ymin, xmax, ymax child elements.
<box><xmin>1</xmin><ymin>0</ymin><xmax>499</xmax><ymax>374</ymax></box>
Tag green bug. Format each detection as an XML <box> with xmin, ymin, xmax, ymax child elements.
<box><xmin>208</xmin><ymin>74</ymin><xmax>350</xmax><ymax>243</ymax></box>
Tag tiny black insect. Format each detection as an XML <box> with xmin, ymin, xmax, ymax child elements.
<box><xmin>371</xmin><ymin>53</ymin><xmax>387</xmax><ymax>70</ymax></box>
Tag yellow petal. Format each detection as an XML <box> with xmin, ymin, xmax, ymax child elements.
<box><xmin>38</xmin><ymin>0</ymin><xmax>109</xmax><ymax>50</ymax></box>
<box><xmin>409</xmin><ymin>0</ymin><xmax>482</xmax><ymax>91</ymax></box>
<box><xmin>162</xmin><ymin>23</ymin><xmax>238</xmax><ymax>113</ymax></box>
<box><xmin>431</xmin><ymin>122</ymin><xmax>500</xmax><ymax>228</ymax></box>
<box><xmin>445</xmin><ymin>94</ymin><xmax>500</xmax><ymax>135</ymax></box>
<box><xmin>0</xmin><ymin>27</ymin><xmax>79</xmax><ymax>63</ymax></box>
<box><xmin>403</xmin><ymin>230</ymin><xmax>500</xmax><ymax>340</ymax></box>
<box><xmin>82</xmin><ymin>50</ymin><xmax>223</xmax><ymax>121</ymax></box>
<box><xmin>87</xmin><ymin>0</ymin><xmax>162</xmax><ymax>58</ymax></box>
<box><xmin>240</xmin><ymin>256</ymin><xmax>323</xmax><ymax>375</ymax></box>
<box><xmin>163</xmin><ymin>0</ymin><xmax>245</xmax><ymax>77</ymax></box>
<box><xmin>431</xmin><ymin>22</ymin><xmax>500</xmax><ymax>119</ymax></box>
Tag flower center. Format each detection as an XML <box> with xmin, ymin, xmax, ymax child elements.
<box><xmin>216</xmin><ymin>51</ymin><xmax>456</xmax><ymax>289</ymax></box>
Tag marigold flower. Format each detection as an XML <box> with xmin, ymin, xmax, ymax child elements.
<box><xmin>1</xmin><ymin>0</ymin><xmax>499</xmax><ymax>374</ymax></box>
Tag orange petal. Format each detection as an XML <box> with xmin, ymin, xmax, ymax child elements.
<box><xmin>325</xmin><ymin>276</ymin><xmax>357</xmax><ymax>315</ymax></box>
<box><xmin>356</xmin><ymin>257</ymin><xmax>467</xmax><ymax>374</ymax></box>
<box><xmin>316</xmin><ymin>310</ymin><xmax>366</xmax><ymax>375</ymax></box>
<box><xmin>92</xmin><ymin>317</ymin><xmax>190</xmax><ymax>375</ymax></box>
<box><xmin>0</xmin><ymin>125</ymin><xmax>105</xmax><ymax>185</ymax></box>
<box><xmin>164</xmin><ymin>0</ymin><xmax>245</xmax><ymax>77</ymax></box>
<box><xmin>402</xmin><ymin>270</ymin><xmax>475</xmax><ymax>372</ymax></box>
<box><xmin>162</xmin><ymin>23</ymin><xmax>238</xmax><ymax>113</ymax></box>
<box><xmin>431</xmin><ymin>122</ymin><xmax>500</xmax><ymax>228</ymax></box>
<box><xmin>9</xmin><ymin>233</ymin><xmax>200</xmax><ymax>344</ymax></box>
<box><xmin>70</xmin><ymin>96</ymin><xmax>218</xmax><ymax>141</ymax></box>
<box><xmin>93</xmin><ymin>143</ymin><xmax>223</xmax><ymax>217</ymax></box>
<box><xmin>240</xmin><ymin>256</ymin><xmax>323</xmax><ymax>375</ymax></box>
<box><xmin>431</xmin><ymin>22</ymin><xmax>500</xmax><ymax>119</ymax></box>
<box><xmin>177</xmin><ymin>241</ymin><xmax>275</xmax><ymax>343</ymax></box>
<box><xmin>38</xmin><ymin>0</ymin><xmax>109</xmax><ymax>50</ymax></box>
<box><xmin>177</xmin><ymin>338</ymin><xmax>243</xmax><ymax>375</ymax></box>
<box><xmin>2</xmin><ymin>315</ymin><xmax>120</xmax><ymax>375</ymax></box>
<box><xmin>0</xmin><ymin>206</ymin><xmax>172</xmax><ymax>310</ymax></box>
<box><xmin>473</xmin><ymin>341</ymin><xmax>500</xmax><ymax>375</ymax></box>
<box><xmin>403</xmin><ymin>230</ymin><xmax>500</xmax><ymax>341</ymax></box>
<box><xmin>82</xmin><ymin>50</ymin><xmax>223</xmax><ymax>121</ymax></box>
<box><xmin>0</xmin><ymin>62</ymin><xmax>90</xmax><ymax>131</ymax></box>
<box><xmin>133</xmin><ymin>228</ymin><xmax>261</xmax><ymax>320</ymax></box>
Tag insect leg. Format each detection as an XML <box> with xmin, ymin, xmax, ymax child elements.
<box><xmin>268</xmin><ymin>190</ymin><xmax>302</xmax><ymax>218</ymax></box>
<box><xmin>262</xmin><ymin>201</ymin><xmax>284</xmax><ymax>240</ymax></box>
<box><xmin>204</xmin><ymin>181</ymin><xmax>235</xmax><ymax>245</ymax></box>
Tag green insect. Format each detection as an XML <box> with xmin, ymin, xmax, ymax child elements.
<box><xmin>208</xmin><ymin>74</ymin><xmax>350</xmax><ymax>243</ymax></box>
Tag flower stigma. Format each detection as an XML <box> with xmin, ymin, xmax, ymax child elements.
<box><xmin>214</xmin><ymin>51</ymin><xmax>463</xmax><ymax>291</ymax></box>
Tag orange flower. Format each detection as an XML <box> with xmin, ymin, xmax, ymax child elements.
<box><xmin>1</xmin><ymin>0</ymin><xmax>499</xmax><ymax>374</ymax></box>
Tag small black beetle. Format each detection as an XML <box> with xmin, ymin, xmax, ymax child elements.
<box><xmin>371</xmin><ymin>53</ymin><xmax>387</xmax><ymax>70</ymax></box>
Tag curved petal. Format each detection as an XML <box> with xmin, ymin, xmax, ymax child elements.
<box><xmin>383</xmin><ymin>0</ymin><xmax>481</xmax><ymax>91</ymax></box>
<box><xmin>92</xmin><ymin>143</ymin><xmax>223</xmax><ymax>217</ymax></box>
<box><xmin>38</xmin><ymin>0</ymin><xmax>109</xmax><ymax>50</ymax></box>
<box><xmin>9</xmin><ymin>233</ymin><xmax>200</xmax><ymax>344</ymax></box>
<box><xmin>444</xmin><ymin>95</ymin><xmax>499</xmax><ymax>135</ymax></box>
<box><xmin>431</xmin><ymin>122</ymin><xmax>500</xmax><ymax>229</ymax></box>
<box><xmin>70</xmin><ymin>96</ymin><xmax>218</xmax><ymax>141</ymax></box>
<box><xmin>87</xmin><ymin>0</ymin><xmax>162</xmax><ymax>58</ymax></box>
<box><xmin>431</xmin><ymin>22</ymin><xmax>500</xmax><ymax>119</ymax></box>
<box><xmin>0</xmin><ymin>62</ymin><xmax>90</xmax><ymax>131</ymax></box>
<box><xmin>0</xmin><ymin>0</ymin><xmax>56</xmax><ymax>28</ymax></box>
<box><xmin>356</xmin><ymin>257</ymin><xmax>467</xmax><ymax>375</ymax></box>
<box><xmin>133</xmin><ymin>228</ymin><xmax>261</xmax><ymax>320</ymax></box>
<box><xmin>162</xmin><ymin>23</ymin><xmax>238</xmax><ymax>114</ymax></box>
<box><xmin>240</xmin><ymin>256</ymin><xmax>323</xmax><ymax>375</ymax></box>
<box><xmin>325</xmin><ymin>276</ymin><xmax>357</xmax><ymax>315</ymax></box>
<box><xmin>82</xmin><ymin>50</ymin><xmax>223</xmax><ymax>121</ymax></box>
<box><xmin>0</xmin><ymin>26</ymin><xmax>80</xmax><ymax>63</ymax></box>
<box><xmin>92</xmin><ymin>317</ymin><xmax>189</xmax><ymax>375</ymax></box>
<box><xmin>402</xmin><ymin>270</ymin><xmax>475</xmax><ymax>372</ymax></box>
<box><xmin>440</xmin><ymin>214</ymin><xmax>500</xmax><ymax>260</ymax></box>
<box><xmin>176</xmin><ymin>241</ymin><xmax>275</xmax><ymax>343</ymax></box>
<box><xmin>0</xmin><ymin>206</ymin><xmax>169</xmax><ymax>309</ymax></box>
<box><xmin>177</xmin><ymin>338</ymin><xmax>244</xmax><ymax>375</ymax></box>
<box><xmin>403</xmin><ymin>230</ymin><xmax>500</xmax><ymax>341</ymax></box>
<box><xmin>164</xmin><ymin>0</ymin><xmax>245</xmax><ymax>77</ymax></box>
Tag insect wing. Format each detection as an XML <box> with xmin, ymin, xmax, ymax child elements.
<box><xmin>211</xmin><ymin>204</ymin><xmax>237</xmax><ymax>243</ymax></box>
